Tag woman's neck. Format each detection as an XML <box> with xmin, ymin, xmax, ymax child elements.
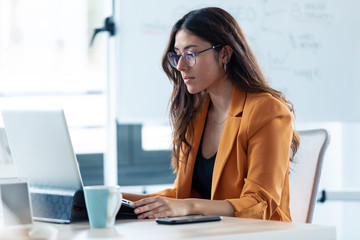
<box><xmin>208</xmin><ymin>81</ymin><xmax>233</xmax><ymax>114</ymax></box>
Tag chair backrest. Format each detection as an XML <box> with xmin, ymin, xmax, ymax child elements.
<box><xmin>289</xmin><ymin>129</ymin><xmax>330</xmax><ymax>223</ymax></box>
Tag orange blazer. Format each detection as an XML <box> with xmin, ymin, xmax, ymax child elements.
<box><xmin>149</xmin><ymin>88</ymin><xmax>293</xmax><ymax>221</ymax></box>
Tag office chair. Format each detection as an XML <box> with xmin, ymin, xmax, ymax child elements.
<box><xmin>289</xmin><ymin>129</ymin><xmax>330</xmax><ymax>223</ymax></box>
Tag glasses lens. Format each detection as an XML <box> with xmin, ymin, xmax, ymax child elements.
<box><xmin>167</xmin><ymin>52</ymin><xmax>179</xmax><ymax>68</ymax></box>
<box><xmin>183</xmin><ymin>51</ymin><xmax>195</xmax><ymax>67</ymax></box>
<box><xmin>167</xmin><ymin>51</ymin><xmax>196</xmax><ymax>68</ymax></box>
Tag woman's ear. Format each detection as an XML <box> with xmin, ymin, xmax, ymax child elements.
<box><xmin>220</xmin><ymin>45</ymin><xmax>233</xmax><ymax>64</ymax></box>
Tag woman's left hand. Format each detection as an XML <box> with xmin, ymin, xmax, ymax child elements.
<box><xmin>131</xmin><ymin>196</ymin><xmax>191</xmax><ymax>219</ymax></box>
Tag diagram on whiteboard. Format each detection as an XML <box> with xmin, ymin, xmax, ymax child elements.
<box><xmin>116</xmin><ymin>0</ymin><xmax>359</xmax><ymax>122</ymax></box>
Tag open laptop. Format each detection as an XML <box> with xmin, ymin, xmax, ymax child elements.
<box><xmin>1</xmin><ymin>109</ymin><xmax>135</xmax><ymax>223</ymax></box>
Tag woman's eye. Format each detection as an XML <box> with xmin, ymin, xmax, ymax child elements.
<box><xmin>185</xmin><ymin>53</ymin><xmax>193</xmax><ymax>60</ymax></box>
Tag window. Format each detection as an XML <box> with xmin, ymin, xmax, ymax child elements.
<box><xmin>0</xmin><ymin>0</ymin><xmax>111</xmax><ymax>153</ymax></box>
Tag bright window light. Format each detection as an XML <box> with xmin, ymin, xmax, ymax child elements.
<box><xmin>0</xmin><ymin>0</ymin><xmax>109</xmax><ymax>153</ymax></box>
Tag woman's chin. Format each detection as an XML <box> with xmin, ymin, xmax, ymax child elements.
<box><xmin>186</xmin><ymin>86</ymin><xmax>203</xmax><ymax>95</ymax></box>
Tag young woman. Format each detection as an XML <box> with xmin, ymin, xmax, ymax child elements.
<box><xmin>122</xmin><ymin>7</ymin><xmax>299</xmax><ymax>221</ymax></box>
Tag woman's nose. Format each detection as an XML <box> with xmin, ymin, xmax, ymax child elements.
<box><xmin>176</xmin><ymin>55</ymin><xmax>188</xmax><ymax>71</ymax></box>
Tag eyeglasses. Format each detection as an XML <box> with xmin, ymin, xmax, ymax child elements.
<box><xmin>167</xmin><ymin>44</ymin><xmax>222</xmax><ymax>68</ymax></box>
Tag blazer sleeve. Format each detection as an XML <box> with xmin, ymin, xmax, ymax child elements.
<box><xmin>226</xmin><ymin>96</ymin><xmax>293</xmax><ymax>220</ymax></box>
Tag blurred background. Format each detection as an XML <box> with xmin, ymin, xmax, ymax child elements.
<box><xmin>0</xmin><ymin>0</ymin><xmax>359</xmax><ymax>239</ymax></box>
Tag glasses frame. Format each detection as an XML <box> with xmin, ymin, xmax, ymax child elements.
<box><xmin>167</xmin><ymin>44</ymin><xmax>223</xmax><ymax>68</ymax></box>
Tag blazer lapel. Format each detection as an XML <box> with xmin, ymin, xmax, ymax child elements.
<box><xmin>211</xmin><ymin>88</ymin><xmax>246</xmax><ymax>199</ymax></box>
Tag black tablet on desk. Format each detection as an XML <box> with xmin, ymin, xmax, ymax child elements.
<box><xmin>116</xmin><ymin>199</ymin><xmax>138</xmax><ymax>219</ymax></box>
<box><xmin>156</xmin><ymin>215</ymin><xmax>222</xmax><ymax>225</ymax></box>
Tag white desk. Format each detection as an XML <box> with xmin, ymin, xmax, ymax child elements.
<box><xmin>0</xmin><ymin>217</ymin><xmax>336</xmax><ymax>240</ymax></box>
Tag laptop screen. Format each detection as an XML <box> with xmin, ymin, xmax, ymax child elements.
<box><xmin>1</xmin><ymin>109</ymin><xmax>83</xmax><ymax>190</ymax></box>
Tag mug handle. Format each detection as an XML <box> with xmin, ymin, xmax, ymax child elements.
<box><xmin>107</xmin><ymin>189</ymin><xmax>122</xmax><ymax>222</ymax></box>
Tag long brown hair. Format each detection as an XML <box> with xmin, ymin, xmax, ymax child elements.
<box><xmin>162</xmin><ymin>7</ymin><xmax>299</xmax><ymax>171</ymax></box>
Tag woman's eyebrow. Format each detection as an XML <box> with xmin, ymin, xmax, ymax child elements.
<box><xmin>174</xmin><ymin>44</ymin><xmax>199</xmax><ymax>51</ymax></box>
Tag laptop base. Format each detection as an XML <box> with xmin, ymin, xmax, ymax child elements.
<box><xmin>30</xmin><ymin>187</ymin><xmax>85</xmax><ymax>223</ymax></box>
<box><xmin>30</xmin><ymin>187</ymin><xmax>137</xmax><ymax>223</ymax></box>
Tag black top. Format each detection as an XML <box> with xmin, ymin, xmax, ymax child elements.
<box><xmin>192</xmin><ymin>150</ymin><xmax>216</xmax><ymax>199</ymax></box>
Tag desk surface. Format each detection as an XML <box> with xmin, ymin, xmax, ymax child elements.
<box><xmin>0</xmin><ymin>217</ymin><xmax>336</xmax><ymax>240</ymax></box>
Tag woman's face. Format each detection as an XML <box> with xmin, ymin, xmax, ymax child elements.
<box><xmin>174</xmin><ymin>30</ymin><xmax>225</xmax><ymax>94</ymax></box>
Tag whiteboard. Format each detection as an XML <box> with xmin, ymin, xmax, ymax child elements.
<box><xmin>114</xmin><ymin>0</ymin><xmax>360</xmax><ymax>123</ymax></box>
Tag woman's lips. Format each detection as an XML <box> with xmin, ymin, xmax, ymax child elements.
<box><xmin>183</xmin><ymin>76</ymin><xmax>194</xmax><ymax>84</ymax></box>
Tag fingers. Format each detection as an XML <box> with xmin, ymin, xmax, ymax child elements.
<box><xmin>131</xmin><ymin>197</ymin><xmax>159</xmax><ymax>208</ymax></box>
<box><xmin>138</xmin><ymin>206</ymin><xmax>171</xmax><ymax>219</ymax></box>
<box><xmin>134</xmin><ymin>201</ymin><xmax>162</xmax><ymax>215</ymax></box>
<box><xmin>132</xmin><ymin>197</ymin><xmax>172</xmax><ymax>219</ymax></box>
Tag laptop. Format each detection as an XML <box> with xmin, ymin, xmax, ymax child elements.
<box><xmin>1</xmin><ymin>109</ymin><xmax>135</xmax><ymax>223</ymax></box>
